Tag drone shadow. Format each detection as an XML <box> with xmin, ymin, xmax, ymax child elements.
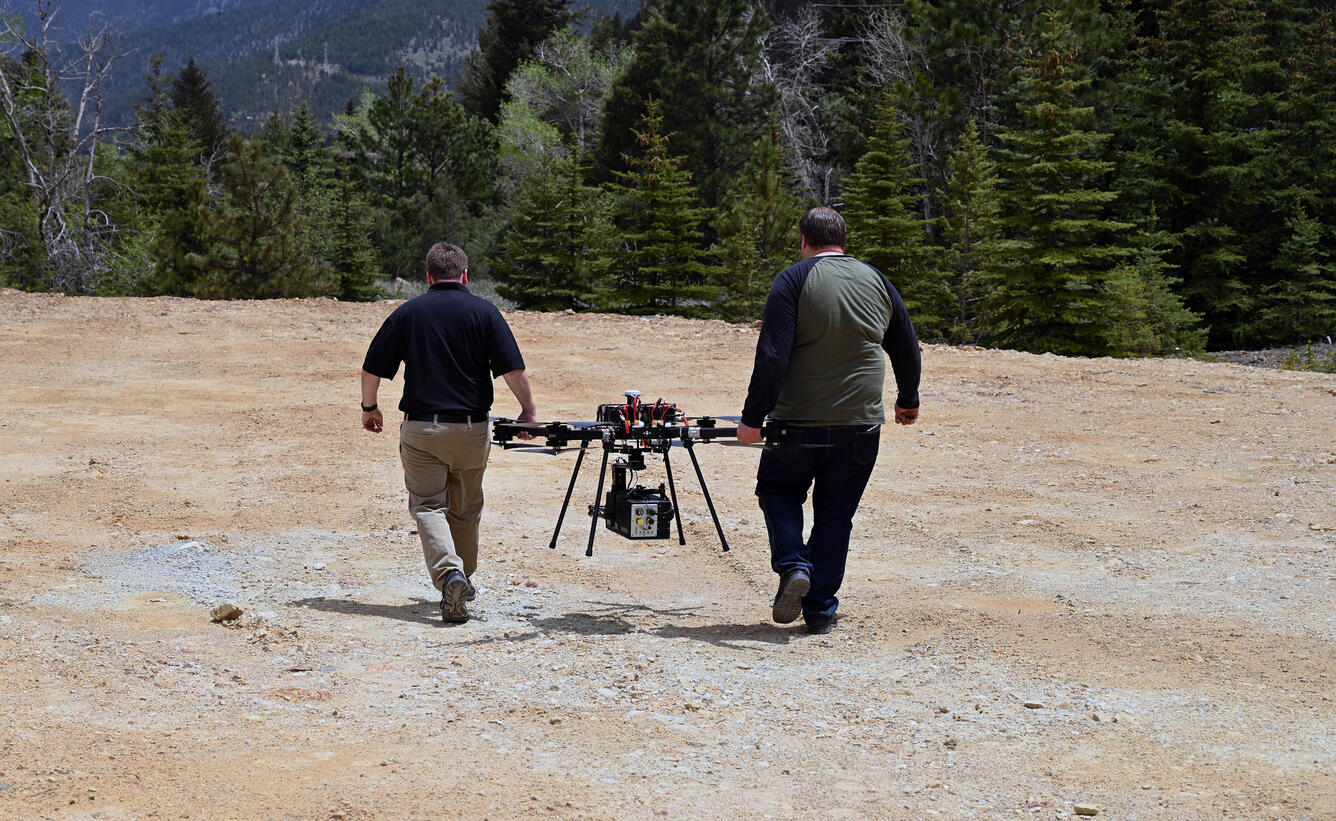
<box><xmin>289</xmin><ymin>596</ymin><xmax>796</xmax><ymax>646</ymax></box>
<box><xmin>468</xmin><ymin>600</ymin><xmax>796</xmax><ymax>649</ymax></box>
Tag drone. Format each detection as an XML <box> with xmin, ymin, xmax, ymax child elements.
<box><xmin>492</xmin><ymin>390</ymin><xmax>788</xmax><ymax>557</ymax></box>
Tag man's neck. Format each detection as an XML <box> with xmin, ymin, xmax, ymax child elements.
<box><xmin>802</xmin><ymin>245</ymin><xmax>844</xmax><ymax>259</ymax></box>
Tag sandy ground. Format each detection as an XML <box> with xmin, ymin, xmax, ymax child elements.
<box><xmin>0</xmin><ymin>289</ymin><xmax>1334</xmax><ymax>821</ymax></box>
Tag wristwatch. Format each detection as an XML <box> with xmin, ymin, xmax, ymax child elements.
<box><xmin>360</xmin><ymin>402</ymin><xmax>378</xmax><ymax>412</ymax></box>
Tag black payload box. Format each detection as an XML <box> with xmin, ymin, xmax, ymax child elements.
<box><xmin>605</xmin><ymin>482</ymin><xmax>673</xmax><ymax>539</ymax></box>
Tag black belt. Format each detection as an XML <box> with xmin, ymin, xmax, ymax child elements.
<box><xmin>403</xmin><ymin>411</ymin><xmax>484</xmax><ymax>423</ymax></box>
<box><xmin>778</xmin><ymin>423</ymin><xmax>880</xmax><ymax>445</ymax></box>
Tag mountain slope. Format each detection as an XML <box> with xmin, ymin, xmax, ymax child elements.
<box><xmin>11</xmin><ymin>0</ymin><xmax>270</xmax><ymax>39</ymax></box>
<box><xmin>93</xmin><ymin>0</ymin><xmax>636</xmax><ymax>128</ymax></box>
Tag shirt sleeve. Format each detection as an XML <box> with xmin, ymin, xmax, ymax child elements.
<box><xmin>740</xmin><ymin>260</ymin><xmax>811</xmax><ymax>428</ymax></box>
<box><xmin>488</xmin><ymin>310</ymin><xmax>526</xmax><ymax>378</ymax></box>
<box><xmin>362</xmin><ymin>311</ymin><xmax>402</xmax><ymax>380</ymax></box>
<box><xmin>880</xmin><ymin>277</ymin><xmax>921</xmax><ymax>409</ymax></box>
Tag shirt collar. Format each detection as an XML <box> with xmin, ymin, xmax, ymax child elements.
<box><xmin>429</xmin><ymin>281</ymin><xmax>468</xmax><ymax>292</ymax></box>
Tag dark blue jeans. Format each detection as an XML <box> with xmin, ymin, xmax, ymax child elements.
<box><xmin>755</xmin><ymin>424</ymin><xmax>880</xmax><ymax>626</ymax></box>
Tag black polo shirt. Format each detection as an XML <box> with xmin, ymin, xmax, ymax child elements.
<box><xmin>362</xmin><ymin>282</ymin><xmax>525</xmax><ymax>416</ymax></box>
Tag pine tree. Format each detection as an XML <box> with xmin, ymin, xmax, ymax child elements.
<box><xmin>276</xmin><ymin>102</ymin><xmax>337</xmax><ymax>284</ymax></box>
<box><xmin>352</xmin><ymin>69</ymin><xmax>499</xmax><ymax>280</ymax></box>
<box><xmin>1285</xmin><ymin>11</ymin><xmax>1336</xmax><ymax>230</ymax></box>
<box><xmin>1265</xmin><ymin>10</ymin><xmax>1336</xmax><ymax>343</ymax></box>
<box><xmin>710</xmin><ymin>131</ymin><xmax>804</xmax><ymax>322</ymax></box>
<box><xmin>596</xmin><ymin>0</ymin><xmax>776</xmax><ymax>210</ymax></box>
<box><xmin>171</xmin><ymin>58</ymin><xmax>228</xmax><ymax>160</ymax></box>
<box><xmin>283</xmin><ymin>102</ymin><xmax>328</xmax><ymax>191</ymax></box>
<box><xmin>841</xmin><ymin>95</ymin><xmax>945</xmax><ymax>337</ymax></box>
<box><xmin>458</xmin><ymin>0</ymin><xmax>576</xmax><ymax>122</ymax></box>
<box><xmin>492</xmin><ymin>154</ymin><xmax>606</xmax><ymax>310</ymax></box>
<box><xmin>1111</xmin><ymin>0</ymin><xmax>1279</xmax><ymax>347</ymax></box>
<box><xmin>258</xmin><ymin>110</ymin><xmax>289</xmax><ymax>157</ymax></box>
<box><xmin>939</xmin><ymin>119</ymin><xmax>1001</xmax><ymax>345</ymax></box>
<box><xmin>1106</xmin><ymin>215</ymin><xmax>1208</xmax><ymax>355</ymax></box>
<box><xmin>1248</xmin><ymin>204</ymin><xmax>1336</xmax><ymax>344</ymax></box>
<box><xmin>127</xmin><ymin>57</ymin><xmax>210</xmax><ymax>295</ymax></box>
<box><xmin>328</xmin><ymin>165</ymin><xmax>381</xmax><ymax>302</ymax></box>
<box><xmin>594</xmin><ymin>101</ymin><xmax>717</xmax><ymax>316</ymax></box>
<box><xmin>983</xmin><ymin>11</ymin><xmax>1141</xmax><ymax>356</ymax></box>
<box><xmin>190</xmin><ymin>134</ymin><xmax>333</xmax><ymax>299</ymax></box>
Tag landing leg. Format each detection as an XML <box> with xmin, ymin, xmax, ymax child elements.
<box><xmin>662</xmin><ymin>450</ymin><xmax>686</xmax><ymax>546</ymax></box>
<box><xmin>549</xmin><ymin>440</ymin><xmax>589</xmax><ymax>549</ymax></box>
<box><xmin>685</xmin><ymin>442</ymin><xmax>729</xmax><ymax>552</ymax></box>
<box><xmin>585</xmin><ymin>444</ymin><xmax>611</xmax><ymax>557</ymax></box>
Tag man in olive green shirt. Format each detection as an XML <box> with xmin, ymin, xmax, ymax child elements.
<box><xmin>737</xmin><ymin>207</ymin><xmax>921</xmax><ymax>633</ymax></box>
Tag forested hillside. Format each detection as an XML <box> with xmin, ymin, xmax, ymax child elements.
<box><xmin>27</xmin><ymin>0</ymin><xmax>635</xmax><ymax>126</ymax></box>
<box><xmin>3</xmin><ymin>0</ymin><xmax>1335</xmax><ymax>355</ymax></box>
<box><xmin>8</xmin><ymin>0</ymin><xmax>270</xmax><ymax>35</ymax></box>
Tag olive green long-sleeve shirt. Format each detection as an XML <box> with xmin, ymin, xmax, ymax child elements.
<box><xmin>741</xmin><ymin>254</ymin><xmax>920</xmax><ymax>427</ymax></box>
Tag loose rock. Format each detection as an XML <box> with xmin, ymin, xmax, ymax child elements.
<box><xmin>1074</xmin><ymin>803</ymin><xmax>1100</xmax><ymax>816</ymax></box>
<box><xmin>210</xmin><ymin>602</ymin><xmax>243</xmax><ymax>622</ymax></box>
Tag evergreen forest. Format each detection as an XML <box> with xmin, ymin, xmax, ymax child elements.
<box><xmin>3</xmin><ymin>0</ymin><xmax>1336</xmax><ymax>356</ymax></box>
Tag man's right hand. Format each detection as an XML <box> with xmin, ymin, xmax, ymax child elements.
<box><xmin>893</xmin><ymin>404</ymin><xmax>918</xmax><ymax>425</ymax></box>
<box><xmin>362</xmin><ymin>409</ymin><xmax>384</xmax><ymax>433</ymax></box>
<box><xmin>737</xmin><ymin>422</ymin><xmax>763</xmax><ymax>444</ymax></box>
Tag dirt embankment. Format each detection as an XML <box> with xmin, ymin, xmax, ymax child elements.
<box><xmin>1</xmin><ymin>290</ymin><xmax>1334</xmax><ymax>820</ymax></box>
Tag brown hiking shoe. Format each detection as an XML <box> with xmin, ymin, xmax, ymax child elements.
<box><xmin>440</xmin><ymin>570</ymin><xmax>470</xmax><ymax>624</ymax></box>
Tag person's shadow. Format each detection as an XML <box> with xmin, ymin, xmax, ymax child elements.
<box><xmin>289</xmin><ymin>596</ymin><xmax>796</xmax><ymax>647</ymax></box>
<box><xmin>291</xmin><ymin>596</ymin><xmax>440</xmax><ymax>624</ymax></box>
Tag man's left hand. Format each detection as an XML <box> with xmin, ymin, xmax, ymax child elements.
<box><xmin>894</xmin><ymin>404</ymin><xmax>918</xmax><ymax>425</ymax></box>
<box><xmin>362</xmin><ymin>409</ymin><xmax>384</xmax><ymax>433</ymax></box>
<box><xmin>737</xmin><ymin>422</ymin><xmax>763</xmax><ymax>444</ymax></box>
<box><xmin>516</xmin><ymin>409</ymin><xmax>538</xmax><ymax>440</ymax></box>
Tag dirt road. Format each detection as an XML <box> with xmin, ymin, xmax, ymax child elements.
<box><xmin>1</xmin><ymin>290</ymin><xmax>1333</xmax><ymax>820</ymax></box>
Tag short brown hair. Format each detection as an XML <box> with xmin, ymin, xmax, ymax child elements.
<box><xmin>426</xmin><ymin>242</ymin><xmax>468</xmax><ymax>281</ymax></box>
<box><xmin>799</xmin><ymin>207</ymin><xmax>847</xmax><ymax>249</ymax></box>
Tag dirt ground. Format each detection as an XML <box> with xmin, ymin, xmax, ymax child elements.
<box><xmin>1</xmin><ymin>289</ymin><xmax>1333</xmax><ymax>821</ymax></box>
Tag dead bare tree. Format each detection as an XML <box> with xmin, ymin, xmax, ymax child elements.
<box><xmin>0</xmin><ymin>0</ymin><xmax>122</xmax><ymax>292</ymax></box>
<box><xmin>760</xmin><ymin>6</ymin><xmax>839</xmax><ymax>203</ymax></box>
<box><xmin>858</xmin><ymin>6</ymin><xmax>939</xmax><ymax>226</ymax></box>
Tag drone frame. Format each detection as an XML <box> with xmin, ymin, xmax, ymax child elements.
<box><xmin>491</xmin><ymin>415</ymin><xmax>772</xmax><ymax>556</ymax></box>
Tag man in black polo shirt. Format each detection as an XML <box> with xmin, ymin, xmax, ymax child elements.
<box><xmin>360</xmin><ymin>242</ymin><xmax>537</xmax><ymax>623</ymax></box>
<box><xmin>737</xmin><ymin>207</ymin><xmax>921</xmax><ymax>634</ymax></box>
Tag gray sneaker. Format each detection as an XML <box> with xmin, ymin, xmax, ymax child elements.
<box><xmin>440</xmin><ymin>570</ymin><xmax>470</xmax><ymax>624</ymax></box>
<box><xmin>772</xmin><ymin>569</ymin><xmax>810</xmax><ymax>624</ymax></box>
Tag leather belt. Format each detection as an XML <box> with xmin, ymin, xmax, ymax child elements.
<box><xmin>403</xmin><ymin>411</ymin><xmax>482</xmax><ymax>423</ymax></box>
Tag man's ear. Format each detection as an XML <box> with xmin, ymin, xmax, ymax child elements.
<box><xmin>461</xmin><ymin>269</ymin><xmax>469</xmax><ymax>285</ymax></box>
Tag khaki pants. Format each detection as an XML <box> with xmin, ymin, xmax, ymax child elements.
<box><xmin>399</xmin><ymin>418</ymin><xmax>491</xmax><ymax>590</ymax></box>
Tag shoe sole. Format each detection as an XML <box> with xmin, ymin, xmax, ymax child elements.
<box><xmin>772</xmin><ymin>573</ymin><xmax>810</xmax><ymax>624</ymax></box>
<box><xmin>442</xmin><ymin>576</ymin><xmax>470</xmax><ymax>623</ymax></box>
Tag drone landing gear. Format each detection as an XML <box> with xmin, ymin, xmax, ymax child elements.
<box><xmin>681</xmin><ymin>441</ymin><xmax>731</xmax><ymax>553</ymax></box>
<box><xmin>547</xmin><ymin>439</ymin><xmax>731</xmax><ymax>556</ymax></box>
